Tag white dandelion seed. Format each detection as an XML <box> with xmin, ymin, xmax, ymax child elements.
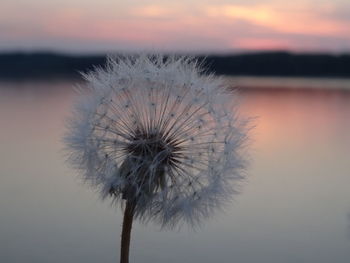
<box><xmin>64</xmin><ymin>54</ymin><xmax>249</xmax><ymax>263</ymax></box>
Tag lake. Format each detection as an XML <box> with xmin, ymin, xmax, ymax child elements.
<box><xmin>1</xmin><ymin>78</ymin><xmax>350</xmax><ymax>263</ymax></box>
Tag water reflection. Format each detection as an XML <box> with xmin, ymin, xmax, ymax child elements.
<box><xmin>1</xmin><ymin>81</ymin><xmax>350</xmax><ymax>263</ymax></box>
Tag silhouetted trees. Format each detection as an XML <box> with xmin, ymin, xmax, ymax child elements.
<box><xmin>0</xmin><ymin>52</ymin><xmax>350</xmax><ymax>79</ymax></box>
<box><xmin>204</xmin><ymin>52</ymin><xmax>350</xmax><ymax>77</ymax></box>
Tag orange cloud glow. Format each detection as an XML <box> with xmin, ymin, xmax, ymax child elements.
<box><xmin>203</xmin><ymin>4</ymin><xmax>349</xmax><ymax>36</ymax></box>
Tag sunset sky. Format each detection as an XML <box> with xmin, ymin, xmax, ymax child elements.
<box><xmin>1</xmin><ymin>0</ymin><xmax>350</xmax><ymax>53</ymax></box>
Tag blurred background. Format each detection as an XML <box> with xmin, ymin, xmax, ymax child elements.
<box><xmin>1</xmin><ymin>1</ymin><xmax>350</xmax><ymax>263</ymax></box>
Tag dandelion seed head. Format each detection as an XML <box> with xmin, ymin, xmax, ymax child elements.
<box><xmin>65</xmin><ymin>54</ymin><xmax>248</xmax><ymax>229</ymax></box>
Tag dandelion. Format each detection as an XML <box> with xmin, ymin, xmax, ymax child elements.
<box><xmin>65</xmin><ymin>54</ymin><xmax>248</xmax><ymax>263</ymax></box>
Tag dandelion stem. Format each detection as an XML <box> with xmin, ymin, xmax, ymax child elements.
<box><xmin>120</xmin><ymin>200</ymin><xmax>135</xmax><ymax>263</ymax></box>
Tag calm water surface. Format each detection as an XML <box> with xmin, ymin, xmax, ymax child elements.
<box><xmin>1</xmin><ymin>79</ymin><xmax>350</xmax><ymax>263</ymax></box>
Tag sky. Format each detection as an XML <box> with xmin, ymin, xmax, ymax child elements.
<box><xmin>1</xmin><ymin>0</ymin><xmax>350</xmax><ymax>54</ymax></box>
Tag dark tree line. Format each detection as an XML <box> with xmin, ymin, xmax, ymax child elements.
<box><xmin>0</xmin><ymin>52</ymin><xmax>106</xmax><ymax>79</ymax></box>
<box><xmin>204</xmin><ymin>52</ymin><xmax>350</xmax><ymax>77</ymax></box>
<box><xmin>0</xmin><ymin>51</ymin><xmax>350</xmax><ymax>79</ymax></box>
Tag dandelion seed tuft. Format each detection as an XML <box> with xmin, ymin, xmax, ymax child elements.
<box><xmin>65</xmin><ymin>54</ymin><xmax>248</xmax><ymax>229</ymax></box>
